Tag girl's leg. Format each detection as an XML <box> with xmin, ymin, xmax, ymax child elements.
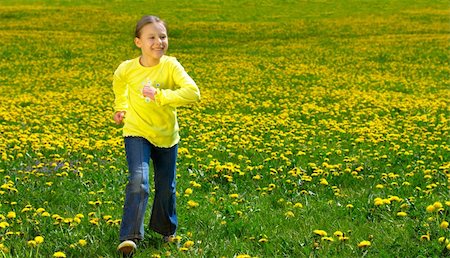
<box><xmin>119</xmin><ymin>137</ymin><xmax>151</xmax><ymax>241</ymax></box>
<box><xmin>149</xmin><ymin>143</ymin><xmax>178</xmax><ymax>236</ymax></box>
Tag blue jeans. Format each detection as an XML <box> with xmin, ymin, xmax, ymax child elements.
<box><xmin>119</xmin><ymin>136</ymin><xmax>178</xmax><ymax>241</ymax></box>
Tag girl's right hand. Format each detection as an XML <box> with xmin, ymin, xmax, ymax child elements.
<box><xmin>114</xmin><ymin>111</ymin><xmax>126</xmax><ymax>124</ymax></box>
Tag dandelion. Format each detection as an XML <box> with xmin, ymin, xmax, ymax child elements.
<box><xmin>285</xmin><ymin>211</ymin><xmax>295</xmax><ymax>218</ymax></box>
<box><xmin>438</xmin><ymin>237</ymin><xmax>449</xmax><ymax>244</ymax></box>
<box><xmin>184</xmin><ymin>188</ymin><xmax>193</xmax><ymax>195</ymax></box>
<box><xmin>313</xmin><ymin>230</ymin><xmax>327</xmax><ymax>237</ymax></box>
<box><xmin>0</xmin><ymin>243</ymin><xmax>8</xmax><ymax>254</ymax></box>
<box><xmin>294</xmin><ymin>202</ymin><xmax>303</xmax><ymax>208</ymax></box>
<box><xmin>252</xmin><ymin>174</ymin><xmax>261</xmax><ymax>180</ymax></box>
<box><xmin>332</xmin><ymin>230</ymin><xmax>342</xmax><ymax>237</ymax></box>
<box><xmin>397</xmin><ymin>212</ymin><xmax>407</xmax><ymax>217</ymax></box>
<box><xmin>236</xmin><ymin>255</ymin><xmax>251</xmax><ymax>258</ymax></box>
<box><xmin>357</xmin><ymin>240</ymin><xmax>371</xmax><ymax>248</ymax></box>
<box><xmin>183</xmin><ymin>240</ymin><xmax>194</xmax><ymax>248</ymax></box>
<box><xmin>89</xmin><ymin>218</ymin><xmax>100</xmax><ymax>225</ymax></box>
<box><xmin>27</xmin><ymin>240</ymin><xmax>37</xmax><ymax>248</ymax></box>
<box><xmin>34</xmin><ymin>236</ymin><xmax>44</xmax><ymax>244</ymax></box>
<box><xmin>346</xmin><ymin>204</ymin><xmax>354</xmax><ymax>209</ymax></box>
<box><xmin>320</xmin><ymin>178</ymin><xmax>328</xmax><ymax>186</ymax></box>
<box><xmin>36</xmin><ymin>208</ymin><xmax>45</xmax><ymax>214</ymax></box>
<box><xmin>187</xmin><ymin>200</ymin><xmax>199</xmax><ymax>208</ymax></box>
<box><xmin>229</xmin><ymin>193</ymin><xmax>239</xmax><ymax>198</ymax></box>
<box><xmin>6</xmin><ymin>211</ymin><xmax>16</xmax><ymax>219</ymax></box>
<box><xmin>53</xmin><ymin>251</ymin><xmax>66</xmax><ymax>257</ymax></box>
<box><xmin>258</xmin><ymin>238</ymin><xmax>269</xmax><ymax>243</ymax></box>
<box><xmin>339</xmin><ymin>236</ymin><xmax>350</xmax><ymax>241</ymax></box>
<box><xmin>420</xmin><ymin>233</ymin><xmax>430</xmax><ymax>241</ymax></box>
<box><xmin>0</xmin><ymin>221</ymin><xmax>10</xmax><ymax>229</ymax></box>
<box><xmin>426</xmin><ymin>205</ymin><xmax>436</xmax><ymax>213</ymax></box>
<box><xmin>440</xmin><ymin>221</ymin><xmax>449</xmax><ymax>229</ymax></box>
<box><xmin>78</xmin><ymin>239</ymin><xmax>87</xmax><ymax>247</ymax></box>
<box><xmin>433</xmin><ymin>202</ymin><xmax>443</xmax><ymax>209</ymax></box>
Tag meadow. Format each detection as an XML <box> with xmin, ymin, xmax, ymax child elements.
<box><xmin>0</xmin><ymin>0</ymin><xmax>449</xmax><ymax>257</ymax></box>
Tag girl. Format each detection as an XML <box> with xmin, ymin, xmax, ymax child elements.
<box><xmin>113</xmin><ymin>15</ymin><xmax>200</xmax><ymax>255</ymax></box>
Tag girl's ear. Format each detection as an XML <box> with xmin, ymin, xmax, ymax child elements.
<box><xmin>134</xmin><ymin>37</ymin><xmax>142</xmax><ymax>48</ymax></box>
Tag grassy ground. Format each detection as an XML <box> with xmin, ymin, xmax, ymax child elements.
<box><xmin>1</xmin><ymin>0</ymin><xmax>449</xmax><ymax>257</ymax></box>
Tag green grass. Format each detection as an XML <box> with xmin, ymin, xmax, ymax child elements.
<box><xmin>1</xmin><ymin>0</ymin><xmax>450</xmax><ymax>257</ymax></box>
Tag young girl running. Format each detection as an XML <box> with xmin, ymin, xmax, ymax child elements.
<box><xmin>112</xmin><ymin>15</ymin><xmax>200</xmax><ymax>255</ymax></box>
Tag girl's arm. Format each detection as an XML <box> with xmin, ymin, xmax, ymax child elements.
<box><xmin>112</xmin><ymin>64</ymin><xmax>129</xmax><ymax>122</ymax></box>
<box><xmin>155</xmin><ymin>60</ymin><xmax>200</xmax><ymax>107</ymax></box>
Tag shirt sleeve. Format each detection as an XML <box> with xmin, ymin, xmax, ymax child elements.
<box><xmin>112</xmin><ymin>62</ymin><xmax>129</xmax><ymax>112</ymax></box>
<box><xmin>155</xmin><ymin>59</ymin><xmax>200</xmax><ymax>108</ymax></box>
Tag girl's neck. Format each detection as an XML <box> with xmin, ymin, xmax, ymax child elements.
<box><xmin>139</xmin><ymin>56</ymin><xmax>160</xmax><ymax>67</ymax></box>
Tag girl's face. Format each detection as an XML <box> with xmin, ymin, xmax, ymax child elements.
<box><xmin>134</xmin><ymin>22</ymin><xmax>168</xmax><ymax>66</ymax></box>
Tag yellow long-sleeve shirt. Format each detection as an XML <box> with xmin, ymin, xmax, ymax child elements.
<box><xmin>113</xmin><ymin>55</ymin><xmax>200</xmax><ymax>147</ymax></box>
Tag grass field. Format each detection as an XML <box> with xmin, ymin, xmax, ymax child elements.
<box><xmin>1</xmin><ymin>0</ymin><xmax>449</xmax><ymax>257</ymax></box>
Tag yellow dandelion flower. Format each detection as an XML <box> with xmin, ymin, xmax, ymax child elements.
<box><xmin>183</xmin><ymin>240</ymin><xmax>194</xmax><ymax>248</ymax></box>
<box><xmin>433</xmin><ymin>202</ymin><xmax>443</xmax><ymax>209</ymax></box>
<box><xmin>78</xmin><ymin>239</ymin><xmax>87</xmax><ymax>247</ymax></box>
<box><xmin>438</xmin><ymin>237</ymin><xmax>449</xmax><ymax>244</ymax></box>
<box><xmin>236</xmin><ymin>255</ymin><xmax>251</xmax><ymax>258</ymax></box>
<box><xmin>357</xmin><ymin>240</ymin><xmax>371</xmax><ymax>248</ymax></box>
<box><xmin>313</xmin><ymin>230</ymin><xmax>327</xmax><ymax>237</ymax></box>
<box><xmin>420</xmin><ymin>233</ymin><xmax>430</xmax><ymax>241</ymax></box>
<box><xmin>258</xmin><ymin>238</ymin><xmax>269</xmax><ymax>243</ymax></box>
<box><xmin>6</xmin><ymin>211</ymin><xmax>16</xmax><ymax>219</ymax></box>
<box><xmin>447</xmin><ymin>243</ymin><xmax>450</xmax><ymax>250</ymax></box>
<box><xmin>285</xmin><ymin>211</ymin><xmax>295</xmax><ymax>218</ymax></box>
<box><xmin>253</xmin><ymin>174</ymin><xmax>261</xmax><ymax>180</ymax></box>
<box><xmin>397</xmin><ymin>212</ymin><xmax>407</xmax><ymax>217</ymax></box>
<box><xmin>375</xmin><ymin>184</ymin><xmax>384</xmax><ymax>189</ymax></box>
<box><xmin>440</xmin><ymin>221</ymin><xmax>449</xmax><ymax>229</ymax></box>
<box><xmin>187</xmin><ymin>200</ymin><xmax>199</xmax><ymax>208</ymax></box>
<box><xmin>334</xmin><ymin>231</ymin><xmax>344</xmax><ymax>237</ymax></box>
<box><xmin>294</xmin><ymin>202</ymin><xmax>303</xmax><ymax>208</ymax></box>
<box><xmin>184</xmin><ymin>188</ymin><xmax>193</xmax><ymax>195</ymax></box>
<box><xmin>0</xmin><ymin>243</ymin><xmax>8</xmax><ymax>253</ymax></box>
<box><xmin>34</xmin><ymin>236</ymin><xmax>44</xmax><ymax>244</ymax></box>
<box><xmin>426</xmin><ymin>205</ymin><xmax>435</xmax><ymax>213</ymax></box>
<box><xmin>229</xmin><ymin>193</ymin><xmax>239</xmax><ymax>198</ymax></box>
<box><xmin>346</xmin><ymin>204</ymin><xmax>354</xmax><ymax>209</ymax></box>
<box><xmin>179</xmin><ymin>247</ymin><xmax>189</xmax><ymax>252</ymax></box>
<box><xmin>339</xmin><ymin>236</ymin><xmax>350</xmax><ymax>241</ymax></box>
<box><xmin>89</xmin><ymin>218</ymin><xmax>100</xmax><ymax>225</ymax></box>
<box><xmin>27</xmin><ymin>240</ymin><xmax>37</xmax><ymax>248</ymax></box>
<box><xmin>320</xmin><ymin>178</ymin><xmax>328</xmax><ymax>186</ymax></box>
<box><xmin>53</xmin><ymin>251</ymin><xmax>66</xmax><ymax>258</ymax></box>
<box><xmin>0</xmin><ymin>221</ymin><xmax>10</xmax><ymax>229</ymax></box>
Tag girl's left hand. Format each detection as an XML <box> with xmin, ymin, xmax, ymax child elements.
<box><xmin>142</xmin><ymin>86</ymin><xmax>157</xmax><ymax>101</ymax></box>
